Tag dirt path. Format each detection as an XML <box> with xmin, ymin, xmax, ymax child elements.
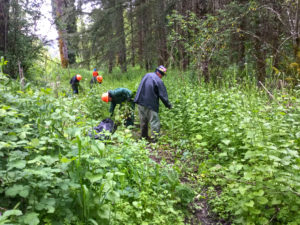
<box><xmin>146</xmin><ymin>143</ymin><xmax>230</xmax><ymax>225</ymax></box>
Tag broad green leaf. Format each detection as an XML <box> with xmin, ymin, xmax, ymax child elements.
<box><xmin>244</xmin><ymin>200</ymin><xmax>254</xmax><ymax>207</ymax></box>
<box><xmin>19</xmin><ymin>131</ymin><xmax>27</xmax><ymax>139</ymax></box>
<box><xmin>0</xmin><ymin>141</ymin><xmax>10</xmax><ymax>150</ymax></box>
<box><xmin>238</xmin><ymin>186</ymin><xmax>247</xmax><ymax>195</ymax></box>
<box><xmin>3</xmin><ymin>209</ymin><xmax>22</xmax><ymax>217</ymax></box>
<box><xmin>30</xmin><ymin>138</ymin><xmax>39</xmax><ymax>147</ymax></box>
<box><xmin>36</xmin><ymin>198</ymin><xmax>56</xmax><ymax>213</ymax></box>
<box><xmin>86</xmin><ymin>172</ymin><xmax>103</xmax><ymax>184</ymax></box>
<box><xmin>132</xmin><ymin>201</ymin><xmax>141</xmax><ymax>209</ymax></box>
<box><xmin>253</xmin><ymin>190</ymin><xmax>264</xmax><ymax>197</ymax></box>
<box><xmin>195</xmin><ymin>134</ymin><xmax>202</xmax><ymax>140</ymax></box>
<box><xmin>106</xmin><ymin>172</ymin><xmax>114</xmax><ymax>179</ymax></box>
<box><xmin>97</xmin><ymin>142</ymin><xmax>105</xmax><ymax>150</ymax></box>
<box><xmin>106</xmin><ymin>191</ymin><xmax>120</xmax><ymax>203</ymax></box>
<box><xmin>99</xmin><ymin>159</ymin><xmax>109</xmax><ymax>168</ymax></box>
<box><xmin>257</xmin><ymin>196</ymin><xmax>268</xmax><ymax>205</ymax></box>
<box><xmin>221</xmin><ymin>139</ymin><xmax>231</xmax><ymax>145</ymax></box>
<box><xmin>271</xmin><ymin>198</ymin><xmax>281</xmax><ymax>205</ymax></box>
<box><xmin>258</xmin><ymin>217</ymin><xmax>268</xmax><ymax>224</ymax></box>
<box><xmin>8</xmin><ymin>160</ymin><xmax>26</xmax><ymax>170</ymax></box>
<box><xmin>22</xmin><ymin>212</ymin><xmax>39</xmax><ymax>225</ymax></box>
<box><xmin>98</xmin><ymin>204</ymin><xmax>110</xmax><ymax>219</ymax></box>
<box><xmin>219</xmin><ymin>152</ymin><xmax>227</xmax><ymax>157</ymax></box>
<box><xmin>5</xmin><ymin>185</ymin><xmax>30</xmax><ymax>198</ymax></box>
<box><xmin>61</xmin><ymin>157</ymin><xmax>72</xmax><ymax>163</ymax></box>
<box><xmin>114</xmin><ymin>172</ymin><xmax>125</xmax><ymax>176</ymax></box>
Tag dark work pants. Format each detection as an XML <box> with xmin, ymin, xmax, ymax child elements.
<box><xmin>72</xmin><ymin>84</ymin><xmax>79</xmax><ymax>94</ymax></box>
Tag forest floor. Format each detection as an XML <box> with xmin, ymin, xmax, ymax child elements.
<box><xmin>129</xmin><ymin>121</ymin><xmax>229</xmax><ymax>224</ymax></box>
<box><xmin>145</xmin><ymin>141</ymin><xmax>230</xmax><ymax>225</ymax></box>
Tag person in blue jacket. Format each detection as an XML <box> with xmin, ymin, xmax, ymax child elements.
<box><xmin>102</xmin><ymin>88</ymin><xmax>135</xmax><ymax>126</ymax></box>
<box><xmin>134</xmin><ymin>65</ymin><xmax>172</xmax><ymax>141</ymax></box>
<box><xmin>70</xmin><ymin>74</ymin><xmax>82</xmax><ymax>94</ymax></box>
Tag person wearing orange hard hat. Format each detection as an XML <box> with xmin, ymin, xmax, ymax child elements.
<box><xmin>101</xmin><ymin>88</ymin><xmax>135</xmax><ymax>126</ymax></box>
<box><xmin>70</xmin><ymin>74</ymin><xmax>82</xmax><ymax>94</ymax></box>
<box><xmin>96</xmin><ymin>75</ymin><xmax>103</xmax><ymax>84</ymax></box>
<box><xmin>90</xmin><ymin>68</ymin><xmax>102</xmax><ymax>86</ymax></box>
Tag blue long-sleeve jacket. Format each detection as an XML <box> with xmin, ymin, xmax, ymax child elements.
<box><xmin>70</xmin><ymin>76</ymin><xmax>79</xmax><ymax>86</ymax></box>
<box><xmin>134</xmin><ymin>72</ymin><xmax>171</xmax><ymax>113</ymax></box>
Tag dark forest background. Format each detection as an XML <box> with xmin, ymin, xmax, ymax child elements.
<box><xmin>0</xmin><ymin>0</ymin><xmax>299</xmax><ymax>86</ymax></box>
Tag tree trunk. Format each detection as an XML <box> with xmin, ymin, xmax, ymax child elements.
<box><xmin>294</xmin><ymin>38</ymin><xmax>300</xmax><ymax>64</ymax></box>
<box><xmin>52</xmin><ymin>0</ymin><xmax>69</xmax><ymax>68</ymax></box>
<box><xmin>294</xmin><ymin>0</ymin><xmax>300</xmax><ymax>64</ymax></box>
<box><xmin>0</xmin><ymin>0</ymin><xmax>9</xmax><ymax>56</ymax></box>
<box><xmin>176</xmin><ymin>0</ymin><xmax>190</xmax><ymax>70</ymax></box>
<box><xmin>115</xmin><ymin>0</ymin><xmax>127</xmax><ymax>72</ymax></box>
<box><xmin>254</xmin><ymin>34</ymin><xmax>266</xmax><ymax>83</ymax></box>
<box><xmin>143</xmin><ymin>0</ymin><xmax>153</xmax><ymax>70</ymax></box>
<box><xmin>155</xmin><ymin>0</ymin><xmax>168</xmax><ymax>66</ymax></box>
<box><xmin>202</xmin><ymin>56</ymin><xmax>210</xmax><ymax>83</ymax></box>
<box><xmin>129</xmin><ymin>0</ymin><xmax>135</xmax><ymax>67</ymax></box>
<box><xmin>136</xmin><ymin>0</ymin><xmax>145</xmax><ymax>68</ymax></box>
<box><xmin>58</xmin><ymin>30</ymin><xmax>69</xmax><ymax>68</ymax></box>
<box><xmin>65</xmin><ymin>0</ymin><xmax>77</xmax><ymax>65</ymax></box>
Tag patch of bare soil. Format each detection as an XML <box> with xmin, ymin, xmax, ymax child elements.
<box><xmin>147</xmin><ymin>143</ymin><xmax>175</xmax><ymax>165</ymax></box>
<box><xmin>185</xmin><ymin>191</ymin><xmax>231</xmax><ymax>225</ymax></box>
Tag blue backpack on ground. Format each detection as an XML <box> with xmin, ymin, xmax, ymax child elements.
<box><xmin>89</xmin><ymin>118</ymin><xmax>116</xmax><ymax>140</ymax></box>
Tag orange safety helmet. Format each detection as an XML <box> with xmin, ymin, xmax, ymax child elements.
<box><xmin>76</xmin><ymin>74</ymin><xmax>82</xmax><ymax>81</ymax></box>
<box><xmin>97</xmin><ymin>75</ymin><xmax>103</xmax><ymax>83</ymax></box>
<box><xmin>101</xmin><ymin>92</ymin><xmax>110</xmax><ymax>103</ymax></box>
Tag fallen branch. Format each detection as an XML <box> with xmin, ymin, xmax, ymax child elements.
<box><xmin>259</xmin><ymin>81</ymin><xmax>275</xmax><ymax>100</ymax></box>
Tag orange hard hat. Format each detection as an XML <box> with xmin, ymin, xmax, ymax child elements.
<box><xmin>76</xmin><ymin>74</ymin><xmax>82</xmax><ymax>81</ymax></box>
<box><xmin>97</xmin><ymin>75</ymin><xmax>103</xmax><ymax>83</ymax></box>
<box><xmin>101</xmin><ymin>92</ymin><xmax>109</xmax><ymax>103</ymax></box>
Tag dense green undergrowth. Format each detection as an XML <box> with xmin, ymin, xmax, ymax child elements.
<box><xmin>0</xmin><ymin>71</ymin><xmax>192</xmax><ymax>225</ymax></box>
<box><xmin>1</xmin><ymin>66</ymin><xmax>300</xmax><ymax>224</ymax></box>
<box><xmin>161</xmin><ymin>79</ymin><xmax>300</xmax><ymax>224</ymax></box>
